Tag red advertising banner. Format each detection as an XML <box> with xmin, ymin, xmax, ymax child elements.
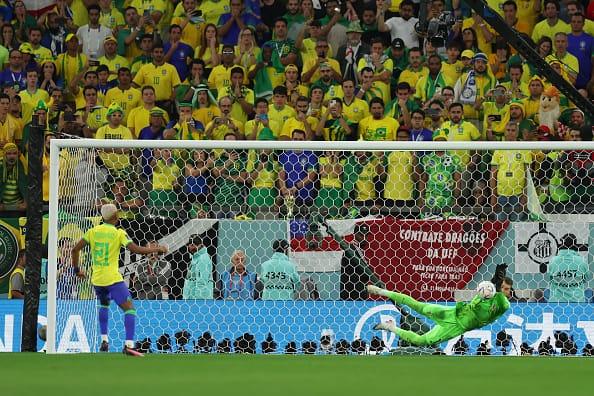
<box><xmin>364</xmin><ymin>218</ymin><xmax>509</xmax><ymax>301</ymax></box>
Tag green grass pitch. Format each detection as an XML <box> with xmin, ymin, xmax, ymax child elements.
<box><xmin>3</xmin><ymin>354</ymin><xmax>593</xmax><ymax>396</ymax></box>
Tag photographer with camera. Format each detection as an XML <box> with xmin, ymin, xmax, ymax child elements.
<box><xmin>246</xmin><ymin>97</ymin><xmax>280</xmax><ymax>140</ymax></box>
<box><xmin>302</xmin><ymin>38</ymin><xmax>341</xmax><ymax>86</ymax></box>
<box><xmin>204</xmin><ymin>96</ymin><xmax>244</xmax><ymax>140</ymax></box>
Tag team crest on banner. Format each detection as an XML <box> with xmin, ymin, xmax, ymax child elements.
<box><xmin>515</xmin><ymin>223</ymin><xmax>589</xmax><ymax>274</ymax></box>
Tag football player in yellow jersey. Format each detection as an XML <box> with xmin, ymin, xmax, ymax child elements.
<box><xmin>72</xmin><ymin>203</ymin><xmax>167</xmax><ymax>356</ymax></box>
<box><xmin>56</xmin><ymin>34</ymin><xmax>87</xmax><ymax>94</ymax></box>
<box><xmin>19</xmin><ymin>69</ymin><xmax>49</xmax><ymax>125</ymax></box>
<box><xmin>337</xmin><ymin>79</ymin><xmax>369</xmax><ymax>124</ymax></box>
<box><xmin>133</xmin><ymin>44</ymin><xmax>181</xmax><ymax>105</ymax></box>
<box><xmin>358</xmin><ymin>97</ymin><xmax>400</xmax><ymax>141</ymax></box>
<box><xmin>104</xmin><ymin>68</ymin><xmax>141</xmax><ymax>123</ymax></box>
<box><xmin>76</xmin><ymin>86</ymin><xmax>108</xmax><ymax>137</ymax></box>
<box><xmin>267</xmin><ymin>86</ymin><xmax>296</xmax><ymax>129</ymax></box>
<box><xmin>126</xmin><ymin>85</ymin><xmax>169</xmax><ymax>138</ymax></box>
<box><xmin>98</xmin><ymin>36</ymin><xmax>129</xmax><ymax>81</ymax></box>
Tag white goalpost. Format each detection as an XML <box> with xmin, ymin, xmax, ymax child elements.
<box><xmin>46</xmin><ymin>139</ymin><xmax>594</xmax><ymax>355</ymax></box>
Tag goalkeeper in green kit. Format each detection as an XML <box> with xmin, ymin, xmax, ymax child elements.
<box><xmin>368</xmin><ymin>278</ymin><xmax>513</xmax><ymax>347</ymax></box>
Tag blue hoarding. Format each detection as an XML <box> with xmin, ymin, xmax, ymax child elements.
<box><xmin>1</xmin><ymin>300</ymin><xmax>593</xmax><ymax>355</ymax></box>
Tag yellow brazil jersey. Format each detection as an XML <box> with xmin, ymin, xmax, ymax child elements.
<box><xmin>516</xmin><ymin>0</ymin><xmax>539</xmax><ymax>34</ymax></box>
<box><xmin>300</xmin><ymin>38</ymin><xmax>334</xmax><ymax>68</ymax></box>
<box><xmin>130</xmin><ymin>0</ymin><xmax>168</xmax><ymax>30</ymax></box>
<box><xmin>193</xmin><ymin>44</ymin><xmax>223</xmax><ymax>69</ymax></box>
<box><xmin>280</xmin><ymin>116</ymin><xmax>318</xmax><ymax>140</ymax></box>
<box><xmin>501</xmin><ymin>81</ymin><xmax>529</xmax><ymax>100</ymax></box>
<box><xmin>217</xmin><ymin>86</ymin><xmax>255</xmax><ymax>125</ymax></box>
<box><xmin>171</xmin><ymin>121</ymin><xmax>202</xmax><ymax>140</ymax></box>
<box><xmin>70</xmin><ymin>0</ymin><xmax>89</xmax><ymax>29</ymax></box>
<box><xmin>342</xmin><ymin>97</ymin><xmax>369</xmax><ymax>124</ymax></box>
<box><xmin>205</xmin><ymin>118</ymin><xmax>244</xmax><ymax>140</ymax></box>
<box><xmin>441</xmin><ymin>60</ymin><xmax>464</xmax><ymax>88</ymax></box>
<box><xmin>200</xmin><ymin>0</ymin><xmax>231</xmax><ymax>25</ymax></box>
<box><xmin>126</xmin><ymin>105</ymin><xmax>169</xmax><ymax>137</ymax></box>
<box><xmin>133</xmin><ymin>62</ymin><xmax>181</xmax><ymax>101</ymax></box>
<box><xmin>268</xmin><ymin>105</ymin><xmax>296</xmax><ymax>129</ymax></box>
<box><xmin>357</xmin><ymin>57</ymin><xmax>394</xmax><ymax>104</ymax></box>
<box><xmin>153</xmin><ymin>159</ymin><xmax>181</xmax><ymax>190</ymax></box>
<box><xmin>440</xmin><ymin>120</ymin><xmax>481</xmax><ymax>165</ymax></box>
<box><xmin>99</xmin><ymin>55</ymin><xmax>130</xmax><ymax>81</ymax></box>
<box><xmin>31</xmin><ymin>46</ymin><xmax>53</xmax><ymax>64</ymax></box>
<box><xmin>83</xmin><ymin>223</ymin><xmax>131</xmax><ymax>287</ymax></box>
<box><xmin>171</xmin><ymin>16</ymin><xmax>204</xmax><ymax>48</ymax></box>
<box><xmin>99</xmin><ymin>8</ymin><xmax>125</xmax><ymax>29</ymax></box>
<box><xmin>0</xmin><ymin>114</ymin><xmax>23</xmax><ymax>145</ymax></box>
<box><xmin>56</xmin><ymin>53</ymin><xmax>87</xmax><ymax>88</ymax></box>
<box><xmin>104</xmin><ymin>86</ymin><xmax>141</xmax><ymax>123</ymax></box>
<box><xmin>556</xmin><ymin>52</ymin><xmax>579</xmax><ymax>78</ymax></box>
<box><xmin>462</xmin><ymin>18</ymin><xmax>496</xmax><ymax>55</ymax></box>
<box><xmin>482</xmin><ymin>102</ymin><xmax>510</xmax><ymax>139</ymax></box>
<box><xmin>398</xmin><ymin>66</ymin><xmax>429</xmax><ymax>95</ymax></box>
<box><xmin>207</xmin><ymin>64</ymin><xmax>247</xmax><ymax>93</ymax></box>
<box><xmin>521</xmin><ymin>96</ymin><xmax>540</xmax><ymax>119</ymax></box>
<box><xmin>248</xmin><ymin>63</ymin><xmax>285</xmax><ymax>88</ymax></box>
<box><xmin>318</xmin><ymin>156</ymin><xmax>344</xmax><ymax>188</ymax></box>
<box><xmin>245</xmin><ymin>119</ymin><xmax>281</xmax><ymax>139</ymax></box>
<box><xmin>75</xmin><ymin>89</ymin><xmax>105</xmax><ymax>111</ymax></box>
<box><xmin>19</xmin><ymin>89</ymin><xmax>50</xmax><ymax>124</ymax></box>
<box><xmin>355</xmin><ymin>155</ymin><xmax>380</xmax><ymax>201</ymax></box>
<box><xmin>193</xmin><ymin>105</ymin><xmax>221</xmax><ymax>127</ymax></box>
<box><xmin>358</xmin><ymin>116</ymin><xmax>399</xmax><ymax>141</ymax></box>
<box><xmin>384</xmin><ymin>151</ymin><xmax>415</xmax><ymax>201</ymax></box>
<box><xmin>532</xmin><ymin>19</ymin><xmax>570</xmax><ymax>44</ymax></box>
<box><xmin>323</xmin><ymin>84</ymin><xmax>343</xmax><ymax>102</ymax></box>
<box><xmin>96</xmin><ymin>124</ymin><xmax>133</xmax><ymax>170</ymax></box>
<box><xmin>491</xmin><ymin>150</ymin><xmax>532</xmax><ymax>197</ymax></box>
<box><xmin>75</xmin><ymin>106</ymin><xmax>108</xmax><ymax>133</ymax></box>
<box><xmin>246</xmin><ymin>150</ymin><xmax>279</xmax><ymax>188</ymax></box>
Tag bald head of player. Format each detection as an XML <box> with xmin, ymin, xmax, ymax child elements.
<box><xmin>101</xmin><ymin>204</ymin><xmax>119</xmax><ymax>224</ymax></box>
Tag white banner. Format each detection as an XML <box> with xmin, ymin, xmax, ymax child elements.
<box><xmin>514</xmin><ymin>222</ymin><xmax>589</xmax><ymax>273</ymax></box>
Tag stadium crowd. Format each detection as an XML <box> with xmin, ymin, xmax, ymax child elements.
<box><xmin>0</xmin><ymin>0</ymin><xmax>592</xmax><ymax>222</ymax></box>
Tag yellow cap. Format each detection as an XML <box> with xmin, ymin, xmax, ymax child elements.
<box><xmin>461</xmin><ymin>49</ymin><xmax>475</xmax><ymax>59</ymax></box>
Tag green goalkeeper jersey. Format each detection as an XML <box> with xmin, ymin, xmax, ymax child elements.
<box><xmin>454</xmin><ymin>292</ymin><xmax>510</xmax><ymax>331</ymax></box>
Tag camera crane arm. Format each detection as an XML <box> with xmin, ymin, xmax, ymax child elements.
<box><xmin>417</xmin><ymin>0</ymin><xmax>594</xmax><ymax>120</ymax></box>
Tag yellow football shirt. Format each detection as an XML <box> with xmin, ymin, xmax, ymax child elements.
<box><xmin>342</xmin><ymin>98</ymin><xmax>369</xmax><ymax>124</ymax></box>
<box><xmin>280</xmin><ymin>116</ymin><xmax>318</xmax><ymax>139</ymax></box>
<box><xmin>355</xmin><ymin>156</ymin><xmax>380</xmax><ymax>201</ymax></box>
<box><xmin>0</xmin><ymin>114</ymin><xmax>22</xmax><ymax>145</ymax></box>
<box><xmin>245</xmin><ymin>119</ymin><xmax>281</xmax><ymax>139</ymax></box>
<box><xmin>104</xmin><ymin>86</ymin><xmax>141</xmax><ymax>123</ymax></box>
<box><xmin>193</xmin><ymin>105</ymin><xmax>221</xmax><ymax>127</ymax></box>
<box><xmin>384</xmin><ymin>151</ymin><xmax>415</xmax><ymax>201</ymax></box>
<box><xmin>83</xmin><ymin>223</ymin><xmax>131</xmax><ymax>287</ymax></box>
<box><xmin>31</xmin><ymin>46</ymin><xmax>53</xmax><ymax>63</ymax></box>
<box><xmin>207</xmin><ymin>64</ymin><xmax>248</xmax><ymax>93</ymax></box>
<box><xmin>217</xmin><ymin>86</ymin><xmax>255</xmax><ymax>125</ymax></box>
<box><xmin>199</xmin><ymin>0</ymin><xmax>231</xmax><ymax>25</ymax></box>
<box><xmin>96</xmin><ymin>124</ymin><xmax>134</xmax><ymax>170</ymax></box>
<box><xmin>153</xmin><ymin>159</ymin><xmax>181</xmax><ymax>190</ymax></box>
<box><xmin>171</xmin><ymin>16</ymin><xmax>204</xmax><ymax>48</ymax></box>
<box><xmin>398</xmin><ymin>66</ymin><xmax>429</xmax><ymax>94</ymax></box>
<box><xmin>133</xmin><ymin>62</ymin><xmax>181</xmax><ymax>101</ymax></box>
<box><xmin>300</xmin><ymin>38</ymin><xmax>333</xmax><ymax>67</ymax></box>
<box><xmin>492</xmin><ymin>150</ymin><xmax>532</xmax><ymax>196</ymax></box>
<box><xmin>462</xmin><ymin>18</ymin><xmax>496</xmax><ymax>55</ymax></box>
<box><xmin>358</xmin><ymin>116</ymin><xmax>399</xmax><ymax>141</ymax></box>
<box><xmin>268</xmin><ymin>105</ymin><xmax>296</xmax><ymax>129</ymax></box>
<box><xmin>99</xmin><ymin>55</ymin><xmax>130</xmax><ymax>81</ymax></box>
<box><xmin>441</xmin><ymin>60</ymin><xmax>464</xmax><ymax>88</ymax></box>
<box><xmin>532</xmin><ymin>19</ymin><xmax>570</xmax><ymax>44</ymax></box>
<box><xmin>357</xmin><ymin>57</ymin><xmax>394</xmax><ymax>103</ymax></box>
<box><xmin>19</xmin><ymin>89</ymin><xmax>50</xmax><ymax>124</ymax></box>
<box><xmin>56</xmin><ymin>53</ymin><xmax>87</xmax><ymax>88</ymax></box>
<box><xmin>126</xmin><ymin>105</ymin><xmax>169</xmax><ymax>137</ymax></box>
<box><xmin>99</xmin><ymin>8</ymin><xmax>125</xmax><ymax>29</ymax></box>
<box><xmin>440</xmin><ymin>120</ymin><xmax>481</xmax><ymax>165</ymax></box>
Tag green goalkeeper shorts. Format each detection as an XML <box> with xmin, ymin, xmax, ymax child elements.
<box><xmin>420</xmin><ymin>305</ymin><xmax>466</xmax><ymax>345</ymax></box>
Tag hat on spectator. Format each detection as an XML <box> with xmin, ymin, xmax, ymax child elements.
<box><xmin>65</xmin><ymin>33</ymin><xmax>78</xmax><ymax>43</ymax></box>
<box><xmin>285</xmin><ymin>64</ymin><xmax>298</xmax><ymax>73</ymax></box>
<box><xmin>100</xmin><ymin>203</ymin><xmax>118</xmax><ymax>221</ymax></box>
<box><xmin>509</xmin><ymin>99</ymin><xmax>524</xmax><ymax>115</ymax></box>
<box><xmin>150</xmin><ymin>109</ymin><xmax>164</xmax><ymax>117</ymax></box>
<box><xmin>178</xmin><ymin>102</ymin><xmax>192</xmax><ymax>108</ymax></box>
<box><xmin>309</xmin><ymin>19</ymin><xmax>322</xmax><ymax>27</ymax></box>
<box><xmin>106</xmin><ymin>103</ymin><xmax>123</xmax><ymax>117</ymax></box>
<box><xmin>536</xmin><ymin>125</ymin><xmax>552</xmax><ymax>141</ymax></box>
<box><xmin>529</xmin><ymin>75</ymin><xmax>545</xmax><ymax>87</ymax></box>
<box><xmin>347</xmin><ymin>21</ymin><xmax>364</xmax><ymax>33</ymax></box>
<box><xmin>103</xmin><ymin>36</ymin><xmax>117</xmax><ymax>44</ymax></box>
<box><xmin>34</xmin><ymin>100</ymin><xmax>48</xmax><ymax>112</ymax></box>
<box><xmin>19</xmin><ymin>43</ymin><xmax>33</xmax><ymax>54</ymax></box>
<box><xmin>257</xmin><ymin>128</ymin><xmax>276</xmax><ymax>141</ymax></box>
<box><xmin>391</xmin><ymin>38</ymin><xmax>405</xmax><ymax>50</ymax></box>
<box><xmin>3</xmin><ymin>142</ymin><xmax>18</xmax><ymax>153</ymax></box>
<box><xmin>472</xmin><ymin>52</ymin><xmax>488</xmax><ymax>63</ymax></box>
<box><xmin>432</xmin><ymin>129</ymin><xmax>448</xmax><ymax>141</ymax></box>
<box><xmin>319</xmin><ymin>62</ymin><xmax>332</xmax><ymax>71</ymax></box>
<box><xmin>461</xmin><ymin>49</ymin><xmax>474</xmax><ymax>59</ymax></box>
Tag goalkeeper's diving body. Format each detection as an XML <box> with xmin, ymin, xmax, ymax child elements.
<box><xmin>368</xmin><ymin>278</ymin><xmax>512</xmax><ymax>347</ymax></box>
<box><xmin>71</xmin><ymin>204</ymin><xmax>168</xmax><ymax>356</ymax></box>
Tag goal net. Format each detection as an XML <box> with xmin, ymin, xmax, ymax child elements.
<box><xmin>46</xmin><ymin>139</ymin><xmax>594</xmax><ymax>356</ymax></box>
